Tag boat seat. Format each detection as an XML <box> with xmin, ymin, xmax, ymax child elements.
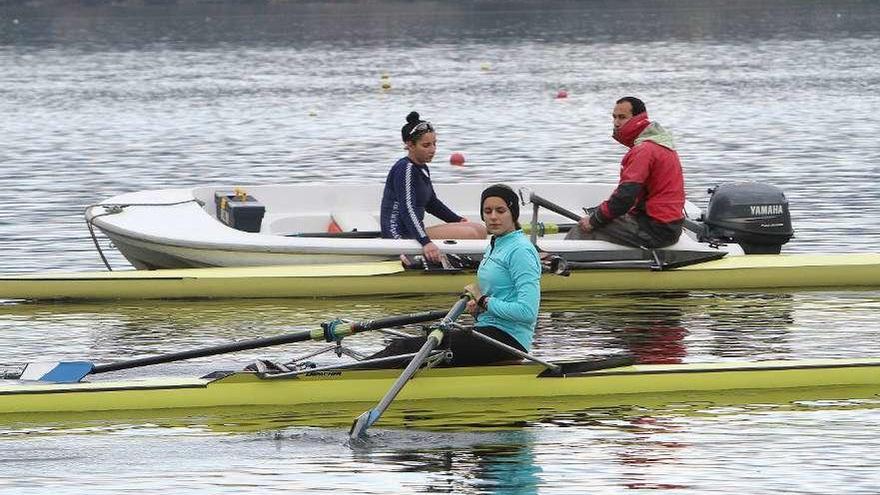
<box><xmin>330</xmin><ymin>211</ymin><xmax>380</xmax><ymax>233</ymax></box>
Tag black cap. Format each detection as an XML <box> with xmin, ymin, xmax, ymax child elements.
<box><xmin>480</xmin><ymin>184</ymin><xmax>520</xmax><ymax>226</ymax></box>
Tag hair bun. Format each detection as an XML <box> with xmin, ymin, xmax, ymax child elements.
<box><xmin>406</xmin><ymin>111</ymin><xmax>421</xmax><ymax>124</ymax></box>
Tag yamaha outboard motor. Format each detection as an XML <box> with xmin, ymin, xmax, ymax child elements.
<box><xmin>698</xmin><ymin>182</ymin><xmax>794</xmax><ymax>254</ymax></box>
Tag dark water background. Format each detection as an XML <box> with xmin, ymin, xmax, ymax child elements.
<box><xmin>2</xmin><ymin>1</ymin><xmax>880</xmax><ymax>493</ymax></box>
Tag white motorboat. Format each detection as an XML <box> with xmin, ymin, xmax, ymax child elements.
<box><xmin>85</xmin><ymin>182</ymin><xmax>790</xmax><ymax>270</ymax></box>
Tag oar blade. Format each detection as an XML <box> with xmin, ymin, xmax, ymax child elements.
<box><xmin>18</xmin><ymin>361</ymin><xmax>95</xmax><ymax>383</ymax></box>
<box><xmin>349</xmin><ymin>408</ymin><xmax>381</xmax><ymax>438</ymax></box>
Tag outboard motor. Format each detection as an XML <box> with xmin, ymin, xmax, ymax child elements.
<box><xmin>698</xmin><ymin>182</ymin><xmax>794</xmax><ymax>254</ymax></box>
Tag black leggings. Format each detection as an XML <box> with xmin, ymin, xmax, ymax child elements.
<box><xmin>363</xmin><ymin>326</ymin><xmax>526</xmax><ymax>368</ymax></box>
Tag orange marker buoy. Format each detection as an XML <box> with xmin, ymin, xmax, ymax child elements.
<box><xmin>450</xmin><ymin>152</ymin><xmax>466</xmax><ymax>166</ymax></box>
<box><xmin>555</xmin><ymin>89</ymin><xmax>568</xmax><ymax>99</ymax></box>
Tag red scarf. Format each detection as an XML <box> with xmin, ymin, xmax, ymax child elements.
<box><xmin>612</xmin><ymin>112</ymin><xmax>650</xmax><ymax>148</ymax></box>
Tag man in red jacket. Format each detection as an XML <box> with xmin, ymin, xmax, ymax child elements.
<box><xmin>566</xmin><ymin>97</ymin><xmax>685</xmax><ymax>248</ymax></box>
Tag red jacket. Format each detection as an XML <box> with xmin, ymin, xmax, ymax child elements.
<box><xmin>590</xmin><ymin>112</ymin><xmax>685</xmax><ymax>228</ymax></box>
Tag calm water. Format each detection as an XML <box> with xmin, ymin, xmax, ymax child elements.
<box><xmin>2</xmin><ymin>1</ymin><xmax>880</xmax><ymax>493</ymax></box>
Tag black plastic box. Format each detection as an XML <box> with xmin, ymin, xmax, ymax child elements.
<box><xmin>214</xmin><ymin>191</ymin><xmax>265</xmax><ymax>233</ymax></box>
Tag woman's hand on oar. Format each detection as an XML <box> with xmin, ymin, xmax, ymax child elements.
<box><xmin>11</xmin><ymin>309</ymin><xmax>450</xmax><ymax>384</ymax></box>
<box><xmin>349</xmin><ymin>294</ymin><xmax>471</xmax><ymax>439</ymax></box>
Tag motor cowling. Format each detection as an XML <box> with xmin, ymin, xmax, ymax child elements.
<box><xmin>702</xmin><ymin>182</ymin><xmax>794</xmax><ymax>254</ymax></box>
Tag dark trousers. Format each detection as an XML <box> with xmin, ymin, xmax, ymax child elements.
<box><xmin>363</xmin><ymin>326</ymin><xmax>526</xmax><ymax>368</ymax></box>
<box><xmin>565</xmin><ymin>213</ymin><xmax>682</xmax><ymax>248</ymax></box>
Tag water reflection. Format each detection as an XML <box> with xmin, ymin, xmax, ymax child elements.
<box><xmin>546</xmin><ymin>293</ymin><xmax>691</xmax><ymax>364</ymax></box>
<box><xmin>351</xmin><ymin>431</ymin><xmax>542</xmax><ymax>495</ymax></box>
<box><xmin>3</xmin><ymin>394</ymin><xmax>879</xmax><ymax>493</ymax></box>
<box><xmin>3</xmin><ymin>291</ymin><xmax>880</xmax><ymax>373</ymax></box>
<box><xmin>538</xmin><ymin>291</ymin><xmax>803</xmax><ymax>362</ymax></box>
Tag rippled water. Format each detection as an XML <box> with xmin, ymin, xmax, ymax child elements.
<box><xmin>2</xmin><ymin>1</ymin><xmax>880</xmax><ymax>493</ymax></box>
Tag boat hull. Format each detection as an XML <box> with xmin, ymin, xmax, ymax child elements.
<box><xmin>2</xmin><ymin>253</ymin><xmax>880</xmax><ymax>301</ymax></box>
<box><xmin>2</xmin><ymin>358</ymin><xmax>879</xmax><ymax>416</ymax></box>
<box><xmin>86</xmin><ymin>182</ymin><xmax>734</xmax><ymax>269</ymax></box>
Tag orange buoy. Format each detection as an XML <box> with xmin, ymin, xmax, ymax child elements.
<box><xmin>449</xmin><ymin>152</ymin><xmax>466</xmax><ymax>166</ymax></box>
<box><xmin>555</xmin><ymin>89</ymin><xmax>568</xmax><ymax>99</ymax></box>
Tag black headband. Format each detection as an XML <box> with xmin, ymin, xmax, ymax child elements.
<box><xmin>480</xmin><ymin>184</ymin><xmax>520</xmax><ymax>224</ymax></box>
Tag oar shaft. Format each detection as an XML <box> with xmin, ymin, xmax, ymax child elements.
<box><xmin>92</xmin><ymin>329</ymin><xmax>317</xmax><ymax>373</ymax></box>
<box><xmin>367</xmin><ymin>327</ymin><xmax>444</xmax><ymax>418</ymax></box>
<box><xmin>92</xmin><ymin>309</ymin><xmax>448</xmax><ymax>374</ymax></box>
<box><xmin>349</xmin><ymin>310</ymin><xmax>447</xmax><ymax>332</ymax></box>
<box><xmin>438</xmin><ymin>295</ymin><xmax>470</xmax><ymax>328</ymax></box>
<box><xmin>521</xmin><ymin>222</ymin><xmax>575</xmax><ymax>236</ymax></box>
<box><xmin>528</xmin><ymin>192</ymin><xmax>582</xmax><ymax>222</ymax></box>
<box><xmin>367</xmin><ymin>299</ymin><xmax>468</xmax><ymax>413</ymax></box>
<box><xmin>350</xmin><ymin>296</ymin><xmax>470</xmax><ymax>437</ymax></box>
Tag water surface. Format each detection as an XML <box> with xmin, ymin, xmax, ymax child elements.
<box><xmin>2</xmin><ymin>1</ymin><xmax>880</xmax><ymax>493</ymax></box>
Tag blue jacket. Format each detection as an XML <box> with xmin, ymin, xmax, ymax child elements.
<box><xmin>380</xmin><ymin>158</ymin><xmax>462</xmax><ymax>246</ymax></box>
<box><xmin>476</xmin><ymin>230</ymin><xmax>541</xmax><ymax>351</ymax></box>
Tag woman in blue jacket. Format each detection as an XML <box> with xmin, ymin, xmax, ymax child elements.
<box><xmin>368</xmin><ymin>184</ymin><xmax>541</xmax><ymax>366</ymax></box>
<box><xmin>380</xmin><ymin>111</ymin><xmax>485</xmax><ymax>263</ymax></box>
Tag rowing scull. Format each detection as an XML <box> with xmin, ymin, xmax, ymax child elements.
<box><xmin>2</xmin><ymin>358</ymin><xmax>878</xmax><ymax>416</ymax></box>
<box><xmin>3</xmin><ymin>253</ymin><xmax>880</xmax><ymax>301</ymax></box>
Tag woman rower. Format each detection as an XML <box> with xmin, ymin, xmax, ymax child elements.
<box><xmin>367</xmin><ymin>184</ymin><xmax>541</xmax><ymax>366</ymax></box>
<box><xmin>379</xmin><ymin>111</ymin><xmax>486</xmax><ymax>264</ymax></box>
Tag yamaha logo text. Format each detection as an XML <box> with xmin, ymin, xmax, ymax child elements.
<box><xmin>749</xmin><ymin>204</ymin><xmax>784</xmax><ymax>216</ymax></box>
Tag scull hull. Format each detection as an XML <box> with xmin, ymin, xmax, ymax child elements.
<box><xmin>2</xmin><ymin>358</ymin><xmax>879</xmax><ymax>416</ymax></box>
<box><xmin>2</xmin><ymin>253</ymin><xmax>880</xmax><ymax>301</ymax></box>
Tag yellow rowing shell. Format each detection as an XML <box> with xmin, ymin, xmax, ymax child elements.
<box><xmin>2</xmin><ymin>358</ymin><xmax>879</xmax><ymax>417</ymax></box>
<box><xmin>2</xmin><ymin>253</ymin><xmax>879</xmax><ymax>301</ymax></box>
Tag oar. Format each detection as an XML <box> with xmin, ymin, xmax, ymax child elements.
<box><xmin>12</xmin><ymin>310</ymin><xmax>450</xmax><ymax>383</ymax></box>
<box><xmin>521</xmin><ymin>222</ymin><xmax>575</xmax><ymax>236</ymax></box>
<box><xmin>350</xmin><ymin>294</ymin><xmax>470</xmax><ymax>438</ymax></box>
<box><xmin>289</xmin><ymin>222</ymin><xmax>575</xmax><ymax>239</ymax></box>
<box><xmin>519</xmin><ymin>189</ymin><xmax>668</xmax><ymax>270</ymax></box>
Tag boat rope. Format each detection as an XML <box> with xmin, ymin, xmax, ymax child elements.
<box><xmin>83</xmin><ymin>199</ymin><xmax>205</xmax><ymax>271</ymax></box>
